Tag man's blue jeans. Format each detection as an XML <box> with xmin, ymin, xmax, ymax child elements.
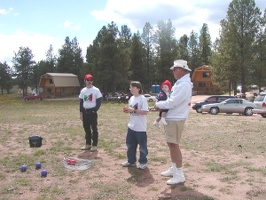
<box><xmin>126</xmin><ymin>128</ymin><xmax>148</xmax><ymax>164</ymax></box>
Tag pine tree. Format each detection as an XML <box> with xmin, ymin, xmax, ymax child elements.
<box><xmin>12</xmin><ymin>47</ymin><xmax>35</xmax><ymax>97</ymax></box>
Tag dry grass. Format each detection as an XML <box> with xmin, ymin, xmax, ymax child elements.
<box><xmin>0</xmin><ymin>94</ymin><xmax>265</xmax><ymax>200</ymax></box>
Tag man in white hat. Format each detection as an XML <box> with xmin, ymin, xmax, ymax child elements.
<box><xmin>155</xmin><ymin>59</ymin><xmax>192</xmax><ymax>185</ymax></box>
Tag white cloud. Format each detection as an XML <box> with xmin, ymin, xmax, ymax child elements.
<box><xmin>0</xmin><ymin>7</ymin><xmax>14</xmax><ymax>15</ymax></box>
<box><xmin>63</xmin><ymin>20</ymin><xmax>81</xmax><ymax>31</ymax></box>
<box><xmin>90</xmin><ymin>0</ymin><xmax>234</xmax><ymax>41</ymax></box>
<box><xmin>0</xmin><ymin>8</ymin><xmax>8</xmax><ymax>14</ymax></box>
<box><xmin>1</xmin><ymin>0</ymin><xmax>264</xmax><ymax>67</ymax></box>
<box><xmin>0</xmin><ymin>30</ymin><xmax>61</xmax><ymax>66</ymax></box>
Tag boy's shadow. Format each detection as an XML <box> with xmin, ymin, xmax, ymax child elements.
<box><xmin>126</xmin><ymin>167</ymin><xmax>155</xmax><ymax>187</ymax></box>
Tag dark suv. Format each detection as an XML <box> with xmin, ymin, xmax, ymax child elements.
<box><xmin>192</xmin><ymin>95</ymin><xmax>236</xmax><ymax>113</ymax></box>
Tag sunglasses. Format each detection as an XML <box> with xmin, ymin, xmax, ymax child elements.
<box><xmin>86</xmin><ymin>79</ymin><xmax>93</xmax><ymax>82</ymax></box>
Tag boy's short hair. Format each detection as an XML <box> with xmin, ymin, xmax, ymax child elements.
<box><xmin>130</xmin><ymin>81</ymin><xmax>143</xmax><ymax>94</ymax></box>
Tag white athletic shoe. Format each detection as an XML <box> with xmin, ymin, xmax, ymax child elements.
<box><xmin>138</xmin><ymin>163</ymin><xmax>147</xmax><ymax>170</ymax></box>
<box><xmin>166</xmin><ymin>174</ymin><xmax>185</xmax><ymax>185</ymax></box>
<box><xmin>161</xmin><ymin>117</ymin><xmax>168</xmax><ymax>125</ymax></box>
<box><xmin>161</xmin><ymin>163</ymin><xmax>175</xmax><ymax>177</ymax></box>
<box><xmin>81</xmin><ymin>145</ymin><xmax>91</xmax><ymax>150</ymax></box>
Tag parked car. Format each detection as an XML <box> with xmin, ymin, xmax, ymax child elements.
<box><xmin>235</xmin><ymin>93</ymin><xmax>246</xmax><ymax>99</ymax></box>
<box><xmin>105</xmin><ymin>92</ymin><xmax>122</xmax><ymax>102</ymax></box>
<box><xmin>120</xmin><ymin>93</ymin><xmax>132</xmax><ymax>103</ymax></box>
<box><xmin>192</xmin><ymin>95</ymin><xmax>236</xmax><ymax>113</ymax></box>
<box><xmin>201</xmin><ymin>98</ymin><xmax>254</xmax><ymax>116</ymax></box>
<box><xmin>252</xmin><ymin>92</ymin><xmax>266</xmax><ymax>118</ymax></box>
<box><xmin>24</xmin><ymin>94</ymin><xmax>44</xmax><ymax>101</ymax></box>
<box><xmin>144</xmin><ymin>94</ymin><xmax>157</xmax><ymax>102</ymax></box>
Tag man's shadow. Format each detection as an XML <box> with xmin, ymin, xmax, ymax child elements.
<box><xmin>158</xmin><ymin>183</ymin><xmax>214</xmax><ymax>200</ymax></box>
<box><xmin>126</xmin><ymin>167</ymin><xmax>155</xmax><ymax>187</ymax></box>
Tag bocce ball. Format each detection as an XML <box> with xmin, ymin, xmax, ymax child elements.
<box><xmin>41</xmin><ymin>169</ymin><xmax>48</xmax><ymax>177</ymax></box>
<box><xmin>35</xmin><ymin>162</ymin><xmax>42</xmax><ymax>169</ymax></box>
<box><xmin>20</xmin><ymin>164</ymin><xmax>27</xmax><ymax>172</ymax></box>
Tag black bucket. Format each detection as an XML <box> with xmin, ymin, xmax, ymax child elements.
<box><xmin>29</xmin><ymin>136</ymin><xmax>43</xmax><ymax>147</ymax></box>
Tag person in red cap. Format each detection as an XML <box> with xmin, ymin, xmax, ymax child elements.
<box><xmin>153</xmin><ymin>80</ymin><xmax>172</xmax><ymax>126</ymax></box>
<box><xmin>79</xmin><ymin>74</ymin><xmax>103</xmax><ymax>151</ymax></box>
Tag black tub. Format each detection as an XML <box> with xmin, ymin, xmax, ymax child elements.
<box><xmin>29</xmin><ymin>136</ymin><xmax>43</xmax><ymax>147</ymax></box>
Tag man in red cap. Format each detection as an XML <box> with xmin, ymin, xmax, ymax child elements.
<box><xmin>79</xmin><ymin>74</ymin><xmax>103</xmax><ymax>151</ymax></box>
<box><xmin>153</xmin><ymin>80</ymin><xmax>172</xmax><ymax>126</ymax></box>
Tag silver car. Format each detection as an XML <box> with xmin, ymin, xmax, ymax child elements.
<box><xmin>144</xmin><ymin>94</ymin><xmax>157</xmax><ymax>102</ymax></box>
<box><xmin>201</xmin><ymin>98</ymin><xmax>254</xmax><ymax>116</ymax></box>
<box><xmin>252</xmin><ymin>92</ymin><xmax>266</xmax><ymax>118</ymax></box>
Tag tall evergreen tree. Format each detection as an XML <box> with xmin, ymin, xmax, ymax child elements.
<box><xmin>119</xmin><ymin>25</ymin><xmax>132</xmax><ymax>47</ymax></box>
<box><xmin>199</xmin><ymin>23</ymin><xmax>212</xmax><ymax>65</ymax></box>
<box><xmin>117</xmin><ymin>25</ymin><xmax>132</xmax><ymax>92</ymax></box>
<box><xmin>0</xmin><ymin>62</ymin><xmax>13</xmax><ymax>94</ymax></box>
<box><xmin>154</xmin><ymin>20</ymin><xmax>177</xmax><ymax>82</ymax></box>
<box><xmin>12</xmin><ymin>47</ymin><xmax>35</xmax><ymax>97</ymax></box>
<box><xmin>57</xmin><ymin>37</ymin><xmax>83</xmax><ymax>78</ymax></box>
<box><xmin>177</xmin><ymin>34</ymin><xmax>190</xmax><ymax>62</ymax></box>
<box><xmin>130</xmin><ymin>33</ymin><xmax>146</xmax><ymax>87</ymax></box>
<box><xmin>32</xmin><ymin>45</ymin><xmax>57</xmax><ymax>88</ymax></box>
<box><xmin>87</xmin><ymin>22</ymin><xmax>122</xmax><ymax>93</ymax></box>
<box><xmin>251</xmin><ymin>9</ymin><xmax>266</xmax><ymax>89</ymax></box>
<box><xmin>188</xmin><ymin>30</ymin><xmax>201</xmax><ymax>71</ymax></box>
<box><xmin>211</xmin><ymin>0</ymin><xmax>262</xmax><ymax>94</ymax></box>
<box><xmin>141</xmin><ymin>22</ymin><xmax>154</xmax><ymax>88</ymax></box>
<box><xmin>29</xmin><ymin>63</ymin><xmax>41</xmax><ymax>94</ymax></box>
<box><xmin>71</xmin><ymin>37</ymin><xmax>83</xmax><ymax>79</ymax></box>
<box><xmin>86</xmin><ymin>27</ymin><xmax>105</xmax><ymax>88</ymax></box>
<box><xmin>45</xmin><ymin>44</ymin><xmax>57</xmax><ymax>72</ymax></box>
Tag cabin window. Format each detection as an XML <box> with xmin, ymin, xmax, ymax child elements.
<box><xmin>203</xmin><ymin>72</ymin><xmax>210</xmax><ymax>78</ymax></box>
<box><xmin>49</xmin><ymin>79</ymin><xmax>53</xmax><ymax>84</ymax></box>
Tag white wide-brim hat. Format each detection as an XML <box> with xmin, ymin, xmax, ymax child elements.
<box><xmin>170</xmin><ymin>59</ymin><xmax>191</xmax><ymax>71</ymax></box>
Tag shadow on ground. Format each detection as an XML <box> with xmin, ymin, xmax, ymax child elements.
<box><xmin>127</xmin><ymin>167</ymin><xmax>155</xmax><ymax>187</ymax></box>
<box><xmin>158</xmin><ymin>184</ymin><xmax>215</xmax><ymax>200</ymax></box>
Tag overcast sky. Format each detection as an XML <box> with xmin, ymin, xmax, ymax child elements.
<box><xmin>0</xmin><ymin>0</ymin><xmax>265</xmax><ymax>67</ymax></box>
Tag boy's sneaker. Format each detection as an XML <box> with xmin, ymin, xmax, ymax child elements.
<box><xmin>122</xmin><ymin>161</ymin><xmax>136</xmax><ymax>167</ymax></box>
<box><xmin>138</xmin><ymin>163</ymin><xmax>147</xmax><ymax>170</ymax></box>
<box><xmin>90</xmin><ymin>146</ymin><xmax>97</xmax><ymax>151</ymax></box>
<box><xmin>81</xmin><ymin>145</ymin><xmax>91</xmax><ymax>150</ymax></box>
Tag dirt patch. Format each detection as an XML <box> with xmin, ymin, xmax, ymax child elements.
<box><xmin>0</xmin><ymin>95</ymin><xmax>265</xmax><ymax>200</ymax></box>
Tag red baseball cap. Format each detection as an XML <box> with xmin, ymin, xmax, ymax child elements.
<box><xmin>84</xmin><ymin>74</ymin><xmax>93</xmax><ymax>80</ymax></box>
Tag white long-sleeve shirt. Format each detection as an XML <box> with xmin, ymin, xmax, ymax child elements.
<box><xmin>155</xmin><ymin>74</ymin><xmax>192</xmax><ymax>121</ymax></box>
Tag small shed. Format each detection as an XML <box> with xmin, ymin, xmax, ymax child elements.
<box><xmin>39</xmin><ymin>73</ymin><xmax>80</xmax><ymax>98</ymax></box>
<box><xmin>191</xmin><ymin>65</ymin><xmax>219</xmax><ymax>95</ymax></box>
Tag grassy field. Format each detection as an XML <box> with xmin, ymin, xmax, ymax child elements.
<box><xmin>0</xmin><ymin>94</ymin><xmax>265</xmax><ymax>200</ymax></box>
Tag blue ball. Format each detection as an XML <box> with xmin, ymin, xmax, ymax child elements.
<box><xmin>20</xmin><ymin>164</ymin><xmax>27</xmax><ymax>172</ymax></box>
<box><xmin>35</xmin><ymin>162</ymin><xmax>42</xmax><ymax>169</ymax></box>
<box><xmin>41</xmin><ymin>169</ymin><xmax>48</xmax><ymax>177</ymax></box>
